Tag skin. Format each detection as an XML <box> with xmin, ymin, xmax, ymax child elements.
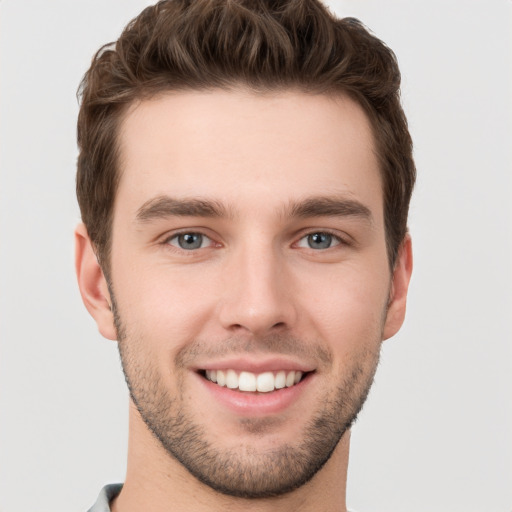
<box><xmin>75</xmin><ymin>89</ymin><xmax>412</xmax><ymax>512</ymax></box>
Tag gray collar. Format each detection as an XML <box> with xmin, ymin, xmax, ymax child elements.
<box><xmin>87</xmin><ymin>484</ymin><xmax>123</xmax><ymax>512</ymax></box>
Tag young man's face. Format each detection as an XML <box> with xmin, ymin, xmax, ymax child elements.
<box><xmin>78</xmin><ymin>89</ymin><xmax>411</xmax><ymax>498</ymax></box>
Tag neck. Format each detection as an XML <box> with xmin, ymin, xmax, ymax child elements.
<box><xmin>112</xmin><ymin>402</ymin><xmax>350</xmax><ymax>512</ymax></box>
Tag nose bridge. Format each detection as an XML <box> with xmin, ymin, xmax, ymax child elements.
<box><xmin>219</xmin><ymin>235</ymin><xmax>296</xmax><ymax>335</ymax></box>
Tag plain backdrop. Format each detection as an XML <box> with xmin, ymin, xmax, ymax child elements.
<box><xmin>0</xmin><ymin>1</ymin><xmax>511</xmax><ymax>511</ymax></box>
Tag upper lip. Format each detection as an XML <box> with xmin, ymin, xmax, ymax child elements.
<box><xmin>193</xmin><ymin>356</ymin><xmax>316</xmax><ymax>374</ymax></box>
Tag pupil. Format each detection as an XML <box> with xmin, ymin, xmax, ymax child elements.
<box><xmin>179</xmin><ymin>233</ymin><xmax>202</xmax><ymax>249</ymax></box>
<box><xmin>309</xmin><ymin>233</ymin><xmax>331</xmax><ymax>249</ymax></box>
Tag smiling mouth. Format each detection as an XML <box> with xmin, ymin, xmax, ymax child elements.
<box><xmin>199</xmin><ymin>369</ymin><xmax>309</xmax><ymax>393</ymax></box>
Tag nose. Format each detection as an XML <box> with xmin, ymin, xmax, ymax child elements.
<box><xmin>218</xmin><ymin>243</ymin><xmax>298</xmax><ymax>336</ymax></box>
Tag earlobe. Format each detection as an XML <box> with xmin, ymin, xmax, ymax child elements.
<box><xmin>75</xmin><ymin>223</ymin><xmax>117</xmax><ymax>341</ymax></box>
<box><xmin>383</xmin><ymin>235</ymin><xmax>413</xmax><ymax>341</ymax></box>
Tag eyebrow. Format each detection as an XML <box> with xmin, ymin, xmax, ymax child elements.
<box><xmin>136</xmin><ymin>196</ymin><xmax>231</xmax><ymax>222</ymax></box>
<box><xmin>287</xmin><ymin>196</ymin><xmax>373</xmax><ymax>223</ymax></box>
<box><xmin>135</xmin><ymin>194</ymin><xmax>373</xmax><ymax>224</ymax></box>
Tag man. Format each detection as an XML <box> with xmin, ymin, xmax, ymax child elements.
<box><xmin>75</xmin><ymin>0</ymin><xmax>414</xmax><ymax>510</ymax></box>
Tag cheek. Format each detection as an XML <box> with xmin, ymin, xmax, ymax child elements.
<box><xmin>113</xmin><ymin>268</ymin><xmax>217</xmax><ymax>391</ymax></box>
<box><xmin>113</xmin><ymin>259</ymin><xmax>220</xmax><ymax>343</ymax></box>
<box><xmin>294</xmin><ymin>261</ymin><xmax>390</xmax><ymax>352</ymax></box>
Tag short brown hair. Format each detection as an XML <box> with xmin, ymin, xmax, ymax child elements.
<box><xmin>77</xmin><ymin>0</ymin><xmax>415</xmax><ymax>272</ymax></box>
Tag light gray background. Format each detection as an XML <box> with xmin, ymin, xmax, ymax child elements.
<box><xmin>1</xmin><ymin>1</ymin><xmax>511</xmax><ymax>511</ymax></box>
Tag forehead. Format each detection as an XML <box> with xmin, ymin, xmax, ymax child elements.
<box><xmin>115</xmin><ymin>89</ymin><xmax>382</xmax><ymax>220</ymax></box>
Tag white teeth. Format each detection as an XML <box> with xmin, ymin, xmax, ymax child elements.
<box><xmin>285</xmin><ymin>371</ymin><xmax>295</xmax><ymax>387</ymax></box>
<box><xmin>204</xmin><ymin>369</ymin><xmax>304</xmax><ymax>392</ymax></box>
<box><xmin>226</xmin><ymin>369</ymin><xmax>238</xmax><ymax>389</ymax></box>
<box><xmin>216</xmin><ymin>369</ymin><xmax>226</xmax><ymax>386</ymax></box>
<box><xmin>256</xmin><ymin>372</ymin><xmax>275</xmax><ymax>392</ymax></box>
<box><xmin>275</xmin><ymin>370</ymin><xmax>286</xmax><ymax>389</ymax></box>
<box><xmin>239</xmin><ymin>371</ymin><xmax>257</xmax><ymax>391</ymax></box>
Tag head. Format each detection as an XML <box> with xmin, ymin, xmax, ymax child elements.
<box><xmin>77</xmin><ymin>0</ymin><xmax>415</xmax><ymax>275</ymax></box>
<box><xmin>75</xmin><ymin>0</ymin><xmax>414</xmax><ymax>502</ymax></box>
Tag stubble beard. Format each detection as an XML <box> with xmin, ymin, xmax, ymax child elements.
<box><xmin>112</xmin><ymin>298</ymin><xmax>381</xmax><ymax>499</ymax></box>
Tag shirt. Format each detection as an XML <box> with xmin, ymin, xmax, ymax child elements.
<box><xmin>88</xmin><ymin>484</ymin><xmax>123</xmax><ymax>512</ymax></box>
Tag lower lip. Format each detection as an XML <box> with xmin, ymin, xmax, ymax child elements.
<box><xmin>196</xmin><ymin>373</ymin><xmax>313</xmax><ymax>416</ymax></box>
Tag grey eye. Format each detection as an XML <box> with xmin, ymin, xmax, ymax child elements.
<box><xmin>296</xmin><ymin>232</ymin><xmax>341</xmax><ymax>250</ymax></box>
<box><xmin>170</xmin><ymin>233</ymin><xmax>206</xmax><ymax>250</ymax></box>
<box><xmin>307</xmin><ymin>232</ymin><xmax>333</xmax><ymax>249</ymax></box>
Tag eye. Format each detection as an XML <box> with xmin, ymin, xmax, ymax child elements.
<box><xmin>297</xmin><ymin>232</ymin><xmax>341</xmax><ymax>250</ymax></box>
<box><xmin>167</xmin><ymin>232</ymin><xmax>212</xmax><ymax>250</ymax></box>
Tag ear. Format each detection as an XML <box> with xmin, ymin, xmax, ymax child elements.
<box><xmin>383</xmin><ymin>235</ymin><xmax>413</xmax><ymax>340</ymax></box>
<box><xmin>75</xmin><ymin>223</ymin><xmax>117</xmax><ymax>341</ymax></box>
